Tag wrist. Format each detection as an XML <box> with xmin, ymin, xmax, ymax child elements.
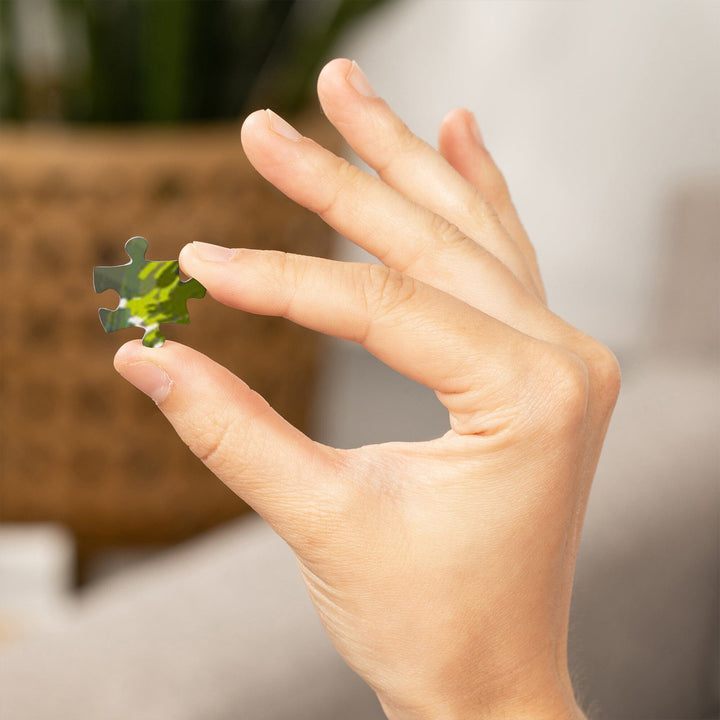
<box><xmin>376</xmin><ymin>669</ymin><xmax>585</xmax><ymax>720</ymax></box>
<box><xmin>380</xmin><ymin>697</ymin><xmax>585</xmax><ymax>720</ymax></box>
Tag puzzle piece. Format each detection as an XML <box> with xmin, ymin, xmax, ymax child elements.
<box><xmin>93</xmin><ymin>236</ymin><xmax>206</xmax><ymax>347</ymax></box>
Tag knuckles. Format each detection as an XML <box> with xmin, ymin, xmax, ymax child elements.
<box><xmin>183</xmin><ymin>391</ymin><xmax>272</xmax><ymax>480</ymax></box>
<box><xmin>539</xmin><ymin>350</ymin><xmax>591</xmax><ymax>433</ymax></box>
<box><xmin>522</xmin><ymin>338</ymin><xmax>621</xmax><ymax>436</ymax></box>
<box><xmin>192</xmin><ymin>411</ymin><xmax>242</xmax><ymax>467</ymax></box>
<box><xmin>314</xmin><ymin>155</ymin><xmax>367</xmax><ymax>218</ymax></box>
<box><xmin>427</xmin><ymin>211</ymin><xmax>471</xmax><ymax>252</ymax></box>
<box><xmin>381</xmin><ymin>116</ymin><xmax>426</xmax><ymax>171</ymax></box>
<box><xmin>584</xmin><ymin>339</ymin><xmax>622</xmax><ymax>413</ymax></box>
<box><xmin>352</xmin><ymin>264</ymin><xmax>418</xmax><ymax>340</ymax></box>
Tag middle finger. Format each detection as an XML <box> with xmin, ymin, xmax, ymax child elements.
<box><xmin>316</xmin><ymin>58</ymin><xmax>541</xmax><ymax>298</ymax></box>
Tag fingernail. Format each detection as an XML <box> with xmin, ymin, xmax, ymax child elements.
<box><xmin>468</xmin><ymin>112</ymin><xmax>484</xmax><ymax>146</ymax></box>
<box><xmin>347</xmin><ymin>61</ymin><xmax>376</xmax><ymax>97</ymax></box>
<box><xmin>192</xmin><ymin>241</ymin><xmax>236</xmax><ymax>262</ymax></box>
<box><xmin>266</xmin><ymin>109</ymin><xmax>303</xmax><ymax>141</ymax></box>
<box><xmin>118</xmin><ymin>362</ymin><xmax>172</xmax><ymax>404</ymax></box>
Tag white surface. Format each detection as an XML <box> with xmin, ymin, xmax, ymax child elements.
<box><xmin>0</xmin><ymin>523</ymin><xmax>75</xmax><ymax>640</ymax></box>
<box><xmin>0</xmin><ymin>517</ymin><xmax>383</xmax><ymax>720</ymax></box>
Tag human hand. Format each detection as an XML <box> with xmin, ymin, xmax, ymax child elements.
<box><xmin>114</xmin><ymin>59</ymin><xmax>620</xmax><ymax>720</ymax></box>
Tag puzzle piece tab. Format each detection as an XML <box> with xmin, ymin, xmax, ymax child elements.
<box><xmin>93</xmin><ymin>236</ymin><xmax>206</xmax><ymax>347</ymax></box>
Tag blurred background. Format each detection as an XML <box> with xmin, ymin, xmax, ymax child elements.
<box><xmin>0</xmin><ymin>1</ymin><xmax>718</xmax><ymax>719</ymax></box>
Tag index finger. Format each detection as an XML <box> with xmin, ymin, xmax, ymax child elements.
<box><xmin>180</xmin><ymin>243</ymin><xmax>546</xmax><ymax>435</ymax></box>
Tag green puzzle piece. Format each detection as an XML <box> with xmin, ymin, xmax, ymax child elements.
<box><xmin>93</xmin><ymin>236</ymin><xmax>206</xmax><ymax>347</ymax></box>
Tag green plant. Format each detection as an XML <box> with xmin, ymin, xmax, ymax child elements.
<box><xmin>0</xmin><ymin>0</ymin><xmax>386</xmax><ymax>123</ymax></box>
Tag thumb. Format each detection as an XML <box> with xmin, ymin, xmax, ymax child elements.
<box><xmin>114</xmin><ymin>340</ymin><xmax>343</xmax><ymax>542</ymax></box>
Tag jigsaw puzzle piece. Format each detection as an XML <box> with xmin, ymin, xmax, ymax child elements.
<box><xmin>94</xmin><ymin>236</ymin><xmax>206</xmax><ymax>348</ymax></box>
<box><xmin>98</xmin><ymin>299</ymin><xmax>164</xmax><ymax>348</ymax></box>
<box><xmin>98</xmin><ymin>306</ymin><xmax>130</xmax><ymax>333</ymax></box>
<box><xmin>124</xmin><ymin>235</ymin><xmax>150</xmax><ymax>263</ymax></box>
<box><xmin>93</xmin><ymin>236</ymin><xmax>149</xmax><ymax>294</ymax></box>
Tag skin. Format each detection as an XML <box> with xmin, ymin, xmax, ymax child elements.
<box><xmin>114</xmin><ymin>59</ymin><xmax>620</xmax><ymax>720</ymax></box>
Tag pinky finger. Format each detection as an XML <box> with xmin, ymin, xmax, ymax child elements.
<box><xmin>438</xmin><ymin>108</ymin><xmax>546</xmax><ymax>302</ymax></box>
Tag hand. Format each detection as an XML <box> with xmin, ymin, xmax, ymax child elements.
<box><xmin>114</xmin><ymin>59</ymin><xmax>619</xmax><ymax>720</ymax></box>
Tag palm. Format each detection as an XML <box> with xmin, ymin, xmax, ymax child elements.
<box><xmin>293</xmin><ymin>409</ymin><xmax>592</xmax><ymax>709</ymax></box>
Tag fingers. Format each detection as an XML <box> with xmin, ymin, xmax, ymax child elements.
<box><xmin>316</xmin><ymin>58</ymin><xmax>541</xmax><ymax>298</ymax></box>
<box><xmin>240</xmin><ymin>109</ymin><xmax>534</xmax><ymax>324</ymax></box>
<box><xmin>438</xmin><ymin>108</ymin><xmax>545</xmax><ymax>301</ymax></box>
<box><xmin>179</xmin><ymin>243</ymin><xmax>540</xmax><ymax>433</ymax></box>
<box><xmin>239</xmin><ymin>103</ymin><xmax>595</xmax><ymax>369</ymax></box>
<box><xmin>113</xmin><ymin>340</ymin><xmax>343</xmax><ymax>538</ymax></box>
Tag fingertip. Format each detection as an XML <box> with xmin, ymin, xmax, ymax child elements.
<box><xmin>317</xmin><ymin>58</ymin><xmax>352</xmax><ymax>109</ymax></box>
<box><xmin>178</xmin><ymin>242</ymin><xmax>195</xmax><ymax>275</ymax></box>
<box><xmin>440</xmin><ymin>107</ymin><xmax>471</xmax><ymax>130</ymax></box>
<box><xmin>240</xmin><ymin>109</ymin><xmax>270</xmax><ymax>147</ymax></box>
<box><xmin>439</xmin><ymin>107</ymin><xmax>483</xmax><ymax>148</ymax></box>
<box><xmin>318</xmin><ymin>58</ymin><xmax>378</xmax><ymax>110</ymax></box>
<box><xmin>317</xmin><ymin>57</ymin><xmax>353</xmax><ymax>91</ymax></box>
<box><xmin>241</xmin><ymin>108</ymin><xmax>269</xmax><ymax>128</ymax></box>
<box><xmin>113</xmin><ymin>340</ymin><xmax>175</xmax><ymax>404</ymax></box>
<box><xmin>438</xmin><ymin>108</ymin><xmax>466</xmax><ymax>160</ymax></box>
<box><xmin>114</xmin><ymin>338</ymin><xmax>185</xmax><ymax>369</ymax></box>
<box><xmin>113</xmin><ymin>339</ymin><xmax>146</xmax><ymax>370</ymax></box>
